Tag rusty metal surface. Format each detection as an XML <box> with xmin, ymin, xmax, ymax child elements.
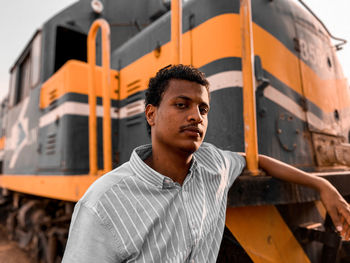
<box><xmin>312</xmin><ymin>132</ymin><xmax>350</xmax><ymax>167</ymax></box>
<box><xmin>228</xmin><ymin>172</ymin><xmax>350</xmax><ymax>207</ymax></box>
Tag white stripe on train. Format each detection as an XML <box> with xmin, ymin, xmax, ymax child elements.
<box><xmin>38</xmin><ymin>70</ymin><xmax>343</xmax><ymax>136</ymax></box>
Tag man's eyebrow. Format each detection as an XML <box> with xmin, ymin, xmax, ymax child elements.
<box><xmin>176</xmin><ymin>95</ymin><xmax>192</xmax><ymax>101</ymax></box>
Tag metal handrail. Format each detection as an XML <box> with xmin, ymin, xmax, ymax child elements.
<box><xmin>171</xmin><ymin>0</ymin><xmax>182</xmax><ymax>64</ymax></box>
<box><xmin>240</xmin><ymin>0</ymin><xmax>259</xmax><ymax>175</ymax></box>
<box><xmin>87</xmin><ymin>19</ymin><xmax>112</xmax><ymax>175</ymax></box>
<box><xmin>298</xmin><ymin>0</ymin><xmax>347</xmax><ymax>51</ymax></box>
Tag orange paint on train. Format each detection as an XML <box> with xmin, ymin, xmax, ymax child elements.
<box><xmin>40</xmin><ymin>14</ymin><xmax>350</xmax><ymax>116</ymax></box>
<box><xmin>40</xmin><ymin>60</ymin><xmax>119</xmax><ymax>109</ymax></box>
<box><xmin>0</xmin><ymin>175</ymin><xmax>100</xmax><ymax>202</ymax></box>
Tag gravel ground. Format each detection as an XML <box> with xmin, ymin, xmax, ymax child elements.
<box><xmin>0</xmin><ymin>225</ymin><xmax>34</xmax><ymax>263</ymax></box>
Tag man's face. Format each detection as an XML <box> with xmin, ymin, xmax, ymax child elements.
<box><xmin>146</xmin><ymin>79</ymin><xmax>210</xmax><ymax>154</ymax></box>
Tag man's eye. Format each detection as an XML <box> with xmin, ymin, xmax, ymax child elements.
<box><xmin>176</xmin><ymin>103</ymin><xmax>186</xmax><ymax>109</ymax></box>
<box><xmin>200</xmin><ymin>107</ymin><xmax>209</xmax><ymax>115</ymax></box>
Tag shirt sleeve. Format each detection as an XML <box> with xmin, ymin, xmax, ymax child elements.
<box><xmin>197</xmin><ymin>143</ymin><xmax>246</xmax><ymax>188</ymax></box>
<box><xmin>62</xmin><ymin>202</ymin><xmax>124</xmax><ymax>263</ymax></box>
<box><xmin>224</xmin><ymin>151</ymin><xmax>246</xmax><ymax>187</ymax></box>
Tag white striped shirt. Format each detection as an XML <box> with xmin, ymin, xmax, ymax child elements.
<box><xmin>62</xmin><ymin>143</ymin><xmax>245</xmax><ymax>263</ymax></box>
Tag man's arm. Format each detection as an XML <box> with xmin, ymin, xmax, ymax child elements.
<box><xmin>255</xmin><ymin>154</ymin><xmax>350</xmax><ymax>240</ymax></box>
<box><xmin>62</xmin><ymin>202</ymin><xmax>123</xmax><ymax>263</ymax></box>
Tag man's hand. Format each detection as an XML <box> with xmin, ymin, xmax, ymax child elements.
<box><xmin>318</xmin><ymin>179</ymin><xmax>350</xmax><ymax>240</ymax></box>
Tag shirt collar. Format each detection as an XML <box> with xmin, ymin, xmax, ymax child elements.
<box><xmin>129</xmin><ymin>144</ymin><xmax>198</xmax><ymax>189</ymax></box>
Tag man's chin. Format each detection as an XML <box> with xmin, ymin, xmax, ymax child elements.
<box><xmin>180</xmin><ymin>141</ymin><xmax>202</xmax><ymax>154</ymax></box>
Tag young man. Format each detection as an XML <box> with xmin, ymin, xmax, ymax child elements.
<box><xmin>63</xmin><ymin>65</ymin><xmax>350</xmax><ymax>262</ymax></box>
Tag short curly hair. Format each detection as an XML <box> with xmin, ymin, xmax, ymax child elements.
<box><xmin>145</xmin><ymin>64</ymin><xmax>210</xmax><ymax>135</ymax></box>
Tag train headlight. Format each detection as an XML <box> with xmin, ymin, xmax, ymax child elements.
<box><xmin>91</xmin><ymin>0</ymin><xmax>104</xmax><ymax>14</ymax></box>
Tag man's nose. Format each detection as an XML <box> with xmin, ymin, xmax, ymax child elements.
<box><xmin>187</xmin><ymin>106</ymin><xmax>203</xmax><ymax>123</ymax></box>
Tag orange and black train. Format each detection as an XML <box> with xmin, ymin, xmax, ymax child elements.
<box><xmin>0</xmin><ymin>0</ymin><xmax>349</xmax><ymax>262</ymax></box>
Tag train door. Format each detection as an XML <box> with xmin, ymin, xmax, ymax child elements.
<box><xmin>294</xmin><ymin>13</ymin><xmax>341</xmax><ymax>133</ymax></box>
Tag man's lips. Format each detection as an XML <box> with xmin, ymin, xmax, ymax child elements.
<box><xmin>180</xmin><ymin>125</ymin><xmax>203</xmax><ymax>136</ymax></box>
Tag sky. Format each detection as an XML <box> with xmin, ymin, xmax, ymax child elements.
<box><xmin>0</xmin><ymin>0</ymin><xmax>349</xmax><ymax>101</ymax></box>
<box><xmin>303</xmin><ymin>0</ymin><xmax>350</xmax><ymax>77</ymax></box>
<box><xmin>0</xmin><ymin>0</ymin><xmax>78</xmax><ymax>100</ymax></box>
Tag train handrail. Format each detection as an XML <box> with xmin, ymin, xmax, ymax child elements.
<box><xmin>87</xmin><ymin>19</ymin><xmax>112</xmax><ymax>175</ymax></box>
<box><xmin>171</xmin><ymin>0</ymin><xmax>182</xmax><ymax>64</ymax></box>
<box><xmin>298</xmin><ymin>0</ymin><xmax>347</xmax><ymax>51</ymax></box>
<box><xmin>240</xmin><ymin>0</ymin><xmax>259</xmax><ymax>175</ymax></box>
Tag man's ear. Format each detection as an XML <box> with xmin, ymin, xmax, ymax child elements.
<box><xmin>145</xmin><ymin>104</ymin><xmax>157</xmax><ymax>127</ymax></box>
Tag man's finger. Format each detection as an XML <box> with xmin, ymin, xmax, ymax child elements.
<box><xmin>344</xmin><ymin>222</ymin><xmax>350</xmax><ymax>241</ymax></box>
<box><xmin>339</xmin><ymin>203</ymin><xmax>350</xmax><ymax>224</ymax></box>
<box><xmin>341</xmin><ymin>216</ymin><xmax>347</xmax><ymax>239</ymax></box>
<box><xmin>328</xmin><ymin>207</ymin><xmax>342</xmax><ymax>232</ymax></box>
<box><xmin>338</xmin><ymin>204</ymin><xmax>350</xmax><ymax>236</ymax></box>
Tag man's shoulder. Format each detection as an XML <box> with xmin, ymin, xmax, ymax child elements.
<box><xmin>196</xmin><ymin>142</ymin><xmax>242</xmax><ymax>159</ymax></box>
<box><xmin>196</xmin><ymin>143</ymin><xmax>246</xmax><ymax>186</ymax></box>
<box><xmin>196</xmin><ymin>142</ymin><xmax>245</xmax><ymax>168</ymax></box>
<box><xmin>79</xmin><ymin>162</ymin><xmax>134</xmax><ymax>208</ymax></box>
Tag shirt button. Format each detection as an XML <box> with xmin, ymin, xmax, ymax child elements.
<box><xmin>164</xmin><ymin>178</ymin><xmax>172</xmax><ymax>184</ymax></box>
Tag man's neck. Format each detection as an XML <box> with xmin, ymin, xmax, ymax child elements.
<box><xmin>144</xmin><ymin>145</ymin><xmax>193</xmax><ymax>185</ymax></box>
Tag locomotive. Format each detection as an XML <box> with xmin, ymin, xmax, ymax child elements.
<box><xmin>0</xmin><ymin>0</ymin><xmax>349</xmax><ymax>262</ymax></box>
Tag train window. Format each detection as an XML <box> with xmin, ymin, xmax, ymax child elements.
<box><xmin>9</xmin><ymin>58</ymin><xmax>30</xmax><ymax>106</ymax></box>
<box><xmin>31</xmin><ymin>32</ymin><xmax>42</xmax><ymax>88</ymax></box>
<box><xmin>8</xmin><ymin>52</ymin><xmax>31</xmax><ymax>106</ymax></box>
<box><xmin>54</xmin><ymin>26</ymin><xmax>87</xmax><ymax>72</ymax></box>
<box><xmin>8</xmin><ymin>32</ymin><xmax>42</xmax><ymax>107</ymax></box>
<box><xmin>8</xmin><ymin>68</ymin><xmax>17</xmax><ymax>107</ymax></box>
<box><xmin>18</xmin><ymin>54</ymin><xmax>32</xmax><ymax>101</ymax></box>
